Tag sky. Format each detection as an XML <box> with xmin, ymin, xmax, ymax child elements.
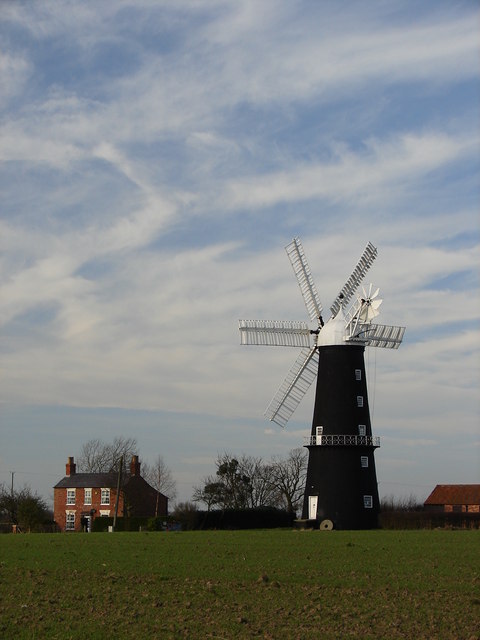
<box><xmin>1</xmin><ymin>0</ymin><xmax>479</xmax><ymax>509</ymax></box>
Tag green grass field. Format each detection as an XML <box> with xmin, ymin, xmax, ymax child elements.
<box><xmin>0</xmin><ymin>529</ymin><xmax>478</xmax><ymax>639</ymax></box>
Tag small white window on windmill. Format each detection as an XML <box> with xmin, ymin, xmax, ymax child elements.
<box><xmin>316</xmin><ymin>426</ymin><xmax>323</xmax><ymax>437</ymax></box>
<box><xmin>357</xmin><ymin>396</ymin><xmax>364</xmax><ymax>407</ymax></box>
<box><xmin>355</xmin><ymin>369</ymin><xmax>362</xmax><ymax>381</ymax></box>
<box><xmin>363</xmin><ymin>495</ymin><xmax>373</xmax><ymax>509</ymax></box>
<box><xmin>361</xmin><ymin>456</ymin><xmax>369</xmax><ymax>468</ymax></box>
<box><xmin>358</xmin><ymin>424</ymin><xmax>366</xmax><ymax>436</ymax></box>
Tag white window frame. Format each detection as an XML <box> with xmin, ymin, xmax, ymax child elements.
<box><xmin>358</xmin><ymin>424</ymin><xmax>366</xmax><ymax>436</ymax></box>
<box><xmin>66</xmin><ymin>511</ymin><xmax>75</xmax><ymax>530</ymax></box>
<box><xmin>66</xmin><ymin>488</ymin><xmax>76</xmax><ymax>505</ymax></box>
<box><xmin>355</xmin><ymin>369</ymin><xmax>362</xmax><ymax>381</ymax></box>
<box><xmin>363</xmin><ymin>495</ymin><xmax>373</xmax><ymax>509</ymax></box>
<box><xmin>101</xmin><ymin>488</ymin><xmax>110</xmax><ymax>505</ymax></box>
<box><xmin>357</xmin><ymin>396</ymin><xmax>364</xmax><ymax>407</ymax></box>
<box><xmin>84</xmin><ymin>488</ymin><xmax>92</xmax><ymax>505</ymax></box>
<box><xmin>360</xmin><ymin>456</ymin><xmax>369</xmax><ymax>468</ymax></box>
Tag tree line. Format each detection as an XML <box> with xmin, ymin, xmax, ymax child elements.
<box><xmin>192</xmin><ymin>449</ymin><xmax>307</xmax><ymax>515</ymax></box>
<box><xmin>0</xmin><ymin>439</ymin><xmax>307</xmax><ymax>531</ymax></box>
<box><xmin>77</xmin><ymin>437</ymin><xmax>307</xmax><ymax>515</ymax></box>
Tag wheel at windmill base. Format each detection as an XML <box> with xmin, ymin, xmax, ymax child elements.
<box><xmin>319</xmin><ymin>519</ymin><xmax>334</xmax><ymax>531</ymax></box>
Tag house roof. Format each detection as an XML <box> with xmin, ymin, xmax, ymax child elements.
<box><xmin>54</xmin><ymin>473</ymin><xmax>119</xmax><ymax>489</ymax></box>
<box><xmin>53</xmin><ymin>472</ymin><xmax>167</xmax><ymax>499</ymax></box>
<box><xmin>424</xmin><ymin>484</ymin><xmax>480</xmax><ymax>505</ymax></box>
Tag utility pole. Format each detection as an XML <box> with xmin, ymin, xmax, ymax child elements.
<box><xmin>155</xmin><ymin>468</ymin><xmax>160</xmax><ymax>517</ymax></box>
<box><xmin>10</xmin><ymin>471</ymin><xmax>15</xmax><ymax>497</ymax></box>
<box><xmin>113</xmin><ymin>456</ymin><xmax>123</xmax><ymax>531</ymax></box>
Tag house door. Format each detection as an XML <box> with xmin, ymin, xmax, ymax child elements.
<box><xmin>308</xmin><ymin>496</ymin><xmax>318</xmax><ymax>520</ymax></box>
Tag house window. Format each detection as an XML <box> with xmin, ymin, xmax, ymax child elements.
<box><xmin>361</xmin><ymin>456</ymin><xmax>369</xmax><ymax>468</ymax></box>
<box><xmin>100</xmin><ymin>510</ymin><xmax>110</xmax><ymax>517</ymax></box>
<box><xmin>101</xmin><ymin>488</ymin><xmax>110</xmax><ymax>505</ymax></box>
<box><xmin>66</xmin><ymin>489</ymin><xmax>76</xmax><ymax>505</ymax></box>
<box><xmin>357</xmin><ymin>396</ymin><xmax>364</xmax><ymax>407</ymax></box>
<box><xmin>84</xmin><ymin>488</ymin><xmax>92</xmax><ymax>505</ymax></box>
<box><xmin>66</xmin><ymin>511</ymin><xmax>75</xmax><ymax>530</ymax></box>
<box><xmin>358</xmin><ymin>424</ymin><xmax>366</xmax><ymax>436</ymax></box>
<box><xmin>363</xmin><ymin>495</ymin><xmax>373</xmax><ymax>509</ymax></box>
<box><xmin>355</xmin><ymin>369</ymin><xmax>362</xmax><ymax>381</ymax></box>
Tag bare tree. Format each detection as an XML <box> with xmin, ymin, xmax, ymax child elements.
<box><xmin>237</xmin><ymin>454</ymin><xmax>279</xmax><ymax>509</ymax></box>
<box><xmin>171</xmin><ymin>501</ymin><xmax>199</xmax><ymax>530</ymax></box>
<box><xmin>143</xmin><ymin>454</ymin><xmax>177</xmax><ymax>500</ymax></box>
<box><xmin>268</xmin><ymin>448</ymin><xmax>308</xmax><ymax>515</ymax></box>
<box><xmin>380</xmin><ymin>494</ymin><xmax>423</xmax><ymax>512</ymax></box>
<box><xmin>77</xmin><ymin>437</ymin><xmax>138</xmax><ymax>473</ymax></box>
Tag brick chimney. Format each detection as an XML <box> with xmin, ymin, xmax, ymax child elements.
<box><xmin>130</xmin><ymin>455</ymin><xmax>141</xmax><ymax>476</ymax></box>
<box><xmin>66</xmin><ymin>456</ymin><xmax>76</xmax><ymax>476</ymax></box>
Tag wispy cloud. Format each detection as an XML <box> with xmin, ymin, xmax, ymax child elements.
<box><xmin>1</xmin><ymin>0</ymin><xmax>478</xmax><ymax>503</ymax></box>
<box><xmin>221</xmin><ymin>131</ymin><xmax>478</xmax><ymax>211</ymax></box>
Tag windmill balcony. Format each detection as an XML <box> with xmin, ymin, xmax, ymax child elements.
<box><xmin>304</xmin><ymin>434</ymin><xmax>380</xmax><ymax>447</ymax></box>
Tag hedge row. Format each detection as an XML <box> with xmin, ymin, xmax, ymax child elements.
<box><xmin>91</xmin><ymin>516</ymin><xmax>174</xmax><ymax>532</ymax></box>
<box><xmin>91</xmin><ymin>509</ymin><xmax>479</xmax><ymax>532</ymax></box>
<box><xmin>176</xmin><ymin>507</ymin><xmax>295</xmax><ymax>531</ymax></box>
<box><xmin>92</xmin><ymin>508</ymin><xmax>295</xmax><ymax>532</ymax></box>
<box><xmin>379</xmin><ymin>510</ymin><xmax>480</xmax><ymax>530</ymax></box>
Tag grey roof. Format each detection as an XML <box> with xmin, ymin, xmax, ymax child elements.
<box><xmin>54</xmin><ymin>473</ymin><xmax>119</xmax><ymax>489</ymax></box>
<box><xmin>53</xmin><ymin>471</ymin><xmax>167</xmax><ymax>498</ymax></box>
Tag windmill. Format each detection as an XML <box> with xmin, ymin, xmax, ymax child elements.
<box><xmin>239</xmin><ymin>238</ymin><xmax>405</xmax><ymax>529</ymax></box>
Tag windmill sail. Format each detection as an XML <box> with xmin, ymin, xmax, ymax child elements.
<box><xmin>330</xmin><ymin>242</ymin><xmax>377</xmax><ymax>317</ymax></box>
<box><xmin>348</xmin><ymin>322</ymin><xmax>405</xmax><ymax>349</ymax></box>
<box><xmin>264</xmin><ymin>346</ymin><xmax>319</xmax><ymax>428</ymax></box>
<box><xmin>239</xmin><ymin>320</ymin><xmax>311</xmax><ymax>347</ymax></box>
<box><xmin>286</xmin><ymin>238</ymin><xmax>323</xmax><ymax>323</ymax></box>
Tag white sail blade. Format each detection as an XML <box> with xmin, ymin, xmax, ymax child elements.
<box><xmin>265</xmin><ymin>346</ymin><xmax>319</xmax><ymax>428</ymax></box>
<box><xmin>357</xmin><ymin>297</ymin><xmax>383</xmax><ymax>323</ymax></box>
<box><xmin>239</xmin><ymin>320</ymin><xmax>311</xmax><ymax>347</ymax></box>
<box><xmin>330</xmin><ymin>242</ymin><xmax>377</xmax><ymax>317</ymax></box>
<box><xmin>285</xmin><ymin>238</ymin><xmax>323</xmax><ymax>323</ymax></box>
<box><xmin>347</xmin><ymin>323</ymin><xmax>405</xmax><ymax>349</ymax></box>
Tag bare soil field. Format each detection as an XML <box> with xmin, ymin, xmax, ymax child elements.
<box><xmin>0</xmin><ymin>529</ymin><xmax>478</xmax><ymax>639</ymax></box>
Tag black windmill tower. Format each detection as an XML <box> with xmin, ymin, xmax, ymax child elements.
<box><xmin>239</xmin><ymin>239</ymin><xmax>405</xmax><ymax>529</ymax></box>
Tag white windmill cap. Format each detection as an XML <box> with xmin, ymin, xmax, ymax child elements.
<box><xmin>317</xmin><ymin>308</ymin><xmax>347</xmax><ymax>346</ymax></box>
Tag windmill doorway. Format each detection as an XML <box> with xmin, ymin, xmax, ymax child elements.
<box><xmin>308</xmin><ymin>496</ymin><xmax>318</xmax><ymax>520</ymax></box>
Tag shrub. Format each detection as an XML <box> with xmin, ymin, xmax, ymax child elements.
<box><xmin>182</xmin><ymin>507</ymin><xmax>295</xmax><ymax>530</ymax></box>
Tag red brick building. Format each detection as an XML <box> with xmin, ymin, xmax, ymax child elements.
<box><xmin>424</xmin><ymin>485</ymin><xmax>480</xmax><ymax>513</ymax></box>
<box><xmin>53</xmin><ymin>455</ymin><xmax>168</xmax><ymax>531</ymax></box>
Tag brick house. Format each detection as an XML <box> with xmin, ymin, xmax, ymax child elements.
<box><xmin>424</xmin><ymin>485</ymin><xmax>480</xmax><ymax>513</ymax></box>
<box><xmin>53</xmin><ymin>455</ymin><xmax>168</xmax><ymax>531</ymax></box>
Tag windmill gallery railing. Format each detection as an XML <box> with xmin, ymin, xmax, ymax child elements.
<box><xmin>304</xmin><ymin>434</ymin><xmax>381</xmax><ymax>447</ymax></box>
